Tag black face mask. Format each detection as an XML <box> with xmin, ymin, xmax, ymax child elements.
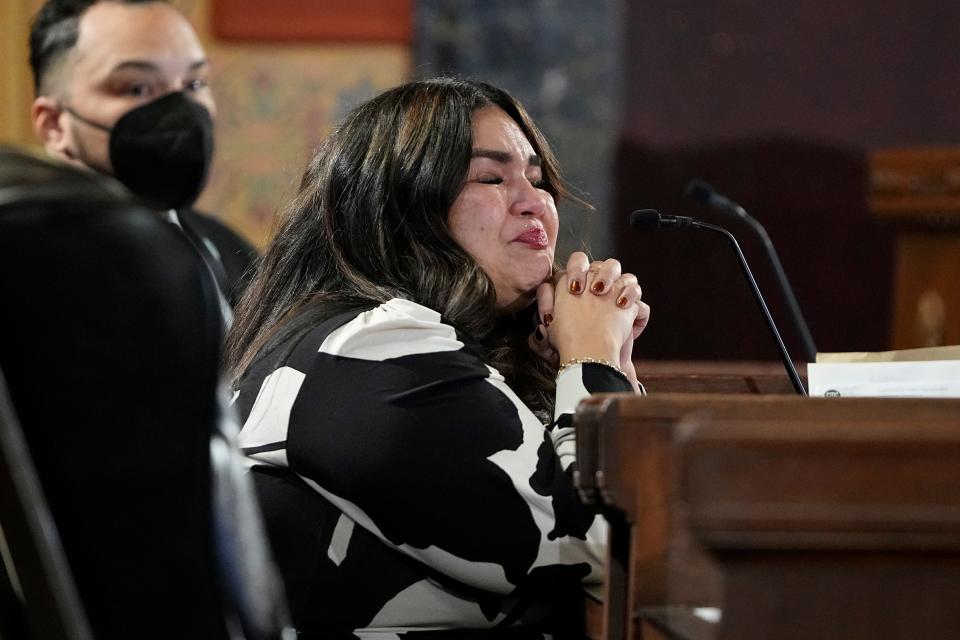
<box><xmin>65</xmin><ymin>92</ymin><xmax>214</xmax><ymax>210</ymax></box>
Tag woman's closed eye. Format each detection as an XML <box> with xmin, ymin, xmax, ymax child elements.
<box><xmin>477</xmin><ymin>174</ymin><xmax>503</xmax><ymax>185</ymax></box>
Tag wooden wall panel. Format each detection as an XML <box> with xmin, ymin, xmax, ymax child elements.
<box><xmin>870</xmin><ymin>147</ymin><xmax>960</xmax><ymax>349</ymax></box>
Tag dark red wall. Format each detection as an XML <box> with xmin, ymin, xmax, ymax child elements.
<box><xmin>617</xmin><ymin>1</ymin><xmax>960</xmax><ymax>361</ymax></box>
<box><xmin>622</xmin><ymin>2</ymin><xmax>960</xmax><ymax>148</ymax></box>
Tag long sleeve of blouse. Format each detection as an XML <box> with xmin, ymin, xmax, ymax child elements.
<box><xmin>236</xmin><ymin>298</ymin><xmax>634</xmax><ymax>632</ymax></box>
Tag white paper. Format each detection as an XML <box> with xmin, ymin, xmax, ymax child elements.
<box><xmin>807</xmin><ymin>360</ymin><xmax>960</xmax><ymax>398</ymax></box>
<box><xmin>816</xmin><ymin>344</ymin><xmax>960</xmax><ymax>363</ymax></box>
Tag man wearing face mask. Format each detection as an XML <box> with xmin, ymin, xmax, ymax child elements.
<box><xmin>29</xmin><ymin>0</ymin><xmax>256</xmax><ymax>324</ymax></box>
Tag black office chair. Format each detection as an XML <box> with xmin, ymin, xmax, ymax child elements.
<box><xmin>0</xmin><ymin>146</ymin><xmax>291</xmax><ymax>639</ymax></box>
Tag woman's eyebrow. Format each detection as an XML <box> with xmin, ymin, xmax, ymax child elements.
<box><xmin>471</xmin><ymin>149</ymin><xmax>542</xmax><ymax>167</ymax></box>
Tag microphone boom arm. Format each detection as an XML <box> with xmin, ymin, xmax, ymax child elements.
<box><xmin>686</xmin><ymin>179</ymin><xmax>818</xmax><ymax>362</ymax></box>
<box><xmin>629</xmin><ymin>209</ymin><xmax>806</xmax><ymax>395</ymax></box>
<box><xmin>693</xmin><ymin>219</ymin><xmax>807</xmax><ymax>395</ymax></box>
<box><xmin>731</xmin><ymin>205</ymin><xmax>817</xmax><ymax>362</ymax></box>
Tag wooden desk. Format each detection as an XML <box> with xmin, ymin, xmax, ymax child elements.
<box><xmin>636</xmin><ymin>360</ymin><xmax>806</xmax><ymax>395</ymax></box>
<box><xmin>577</xmin><ymin>394</ymin><xmax>960</xmax><ymax>639</ymax></box>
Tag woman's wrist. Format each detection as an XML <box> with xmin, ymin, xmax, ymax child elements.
<box><xmin>556</xmin><ymin>342</ymin><xmax>619</xmax><ymax>368</ymax></box>
<box><xmin>620</xmin><ymin>359</ymin><xmax>644</xmax><ymax>394</ymax></box>
<box><xmin>556</xmin><ymin>357</ymin><xmax>629</xmax><ymax>382</ymax></box>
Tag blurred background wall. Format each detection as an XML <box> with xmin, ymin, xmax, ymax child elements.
<box><xmin>615</xmin><ymin>1</ymin><xmax>959</xmax><ymax>361</ymax></box>
<box><xmin>414</xmin><ymin>0</ymin><xmax>623</xmax><ymax>260</ymax></box>
<box><xmin>2</xmin><ymin>0</ymin><xmax>958</xmax><ymax>362</ymax></box>
<box><xmin>0</xmin><ymin>0</ymin><xmax>410</xmax><ymax>247</ymax></box>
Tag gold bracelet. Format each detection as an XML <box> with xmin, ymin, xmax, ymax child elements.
<box><xmin>557</xmin><ymin>357</ymin><xmax>625</xmax><ymax>378</ymax></box>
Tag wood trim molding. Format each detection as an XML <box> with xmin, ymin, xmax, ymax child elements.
<box><xmin>869</xmin><ymin>147</ymin><xmax>960</xmax><ymax>221</ymax></box>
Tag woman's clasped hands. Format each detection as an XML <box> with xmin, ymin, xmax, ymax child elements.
<box><xmin>529</xmin><ymin>252</ymin><xmax>650</xmax><ymax>393</ymax></box>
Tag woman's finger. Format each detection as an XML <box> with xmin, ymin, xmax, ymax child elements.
<box><xmin>613</xmin><ymin>278</ymin><xmax>643</xmax><ymax>310</ymax></box>
<box><xmin>632</xmin><ymin>300</ymin><xmax>651</xmax><ymax>339</ymax></box>
<box><xmin>585</xmin><ymin>258</ymin><xmax>622</xmax><ymax>297</ymax></box>
<box><xmin>528</xmin><ymin>323</ymin><xmax>558</xmax><ymax>363</ymax></box>
<box><xmin>564</xmin><ymin>251</ymin><xmax>590</xmax><ymax>295</ymax></box>
<box><xmin>536</xmin><ymin>280</ymin><xmax>555</xmax><ymax>327</ymax></box>
<box><xmin>615</xmin><ymin>272</ymin><xmax>639</xmax><ymax>290</ymax></box>
<box><xmin>611</xmin><ymin>279</ymin><xmax>650</xmax><ymax>340</ymax></box>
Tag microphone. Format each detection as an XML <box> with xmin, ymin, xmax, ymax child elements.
<box><xmin>685</xmin><ymin>179</ymin><xmax>747</xmax><ymax>217</ymax></box>
<box><xmin>684</xmin><ymin>179</ymin><xmax>817</xmax><ymax>362</ymax></box>
<box><xmin>629</xmin><ymin>209</ymin><xmax>807</xmax><ymax>396</ymax></box>
<box><xmin>629</xmin><ymin>209</ymin><xmax>694</xmax><ymax>230</ymax></box>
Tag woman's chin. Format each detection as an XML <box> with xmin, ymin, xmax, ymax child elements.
<box><xmin>492</xmin><ymin>259</ymin><xmax>555</xmax><ymax>315</ymax></box>
<box><xmin>496</xmin><ymin>293</ymin><xmax>535</xmax><ymax>316</ymax></box>
<box><xmin>495</xmin><ymin>281</ymin><xmax>547</xmax><ymax>315</ymax></box>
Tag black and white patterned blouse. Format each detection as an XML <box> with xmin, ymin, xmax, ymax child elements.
<box><xmin>233</xmin><ymin>298</ymin><xmax>634</xmax><ymax>639</ymax></box>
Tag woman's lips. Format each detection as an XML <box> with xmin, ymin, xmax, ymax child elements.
<box><xmin>514</xmin><ymin>227</ymin><xmax>549</xmax><ymax>249</ymax></box>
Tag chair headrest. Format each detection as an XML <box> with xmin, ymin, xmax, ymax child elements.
<box><xmin>0</xmin><ymin>145</ymin><xmax>132</xmax><ymax>211</ymax></box>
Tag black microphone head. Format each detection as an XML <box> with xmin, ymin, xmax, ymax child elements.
<box><xmin>684</xmin><ymin>178</ymin><xmax>715</xmax><ymax>205</ymax></box>
<box><xmin>629</xmin><ymin>209</ymin><xmax>663</xmax><ymax>230</ymax></box>
<box><xmin>684</xmin><ymin>178</ymin><xmax>747</xmax><ymax>218</ymax></box>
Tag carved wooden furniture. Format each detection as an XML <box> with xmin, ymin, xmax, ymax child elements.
<box><xmin>869</xmin><ymin>147</ymin><xmax>960</xmax><ymax>349</ymax></box>
<box><xmin>577</xmin><ymin>393</ymin><xmax>960</xmax><ymax>639</ymax></box>
<box><xmin>635</xmin><ymin>360</ymin><xmax>804</xmax><ymax>395</ymax></box>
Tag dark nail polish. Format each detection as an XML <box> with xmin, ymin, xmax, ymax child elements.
<box><xmin>543</xmin><ymin>313</ymin><xmax>553</xmax><ymax>326</ymax></box>
<box><xmin>617</xmin><ymin>296</ymin><xmax>628</xmax><ymax>308</ymax></box>
<box><xmin>592</xmin><ymin>280</ymin><xmax>605</xmax><ymax>294</ymax></box>
<box><xmin>570</xmin><ymin>280</ymin><xmax>582</xmax><ymax>293</ymax></box>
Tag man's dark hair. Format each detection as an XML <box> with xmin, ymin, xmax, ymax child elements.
<box><xmin>29</xmin><ymin>0</ymin><xmax>164</xmax><ymax>95</ymax></box>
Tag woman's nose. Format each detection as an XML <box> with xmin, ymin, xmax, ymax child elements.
<box><xmin>509</xmin><ymin>181</ymin><xmax>547</xmax><ymax>217</ymax></box>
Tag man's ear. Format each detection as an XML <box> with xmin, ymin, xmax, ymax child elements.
<box><xmin>32</xmin><ymin>96</ymin><xmax>69</xmax><ymax>156</ymax></box>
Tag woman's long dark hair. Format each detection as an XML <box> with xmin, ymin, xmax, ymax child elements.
<box><xmin>226</xmin><ymin>78</ymin><xmax>580</xmax><ymax>417</ymax></box>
